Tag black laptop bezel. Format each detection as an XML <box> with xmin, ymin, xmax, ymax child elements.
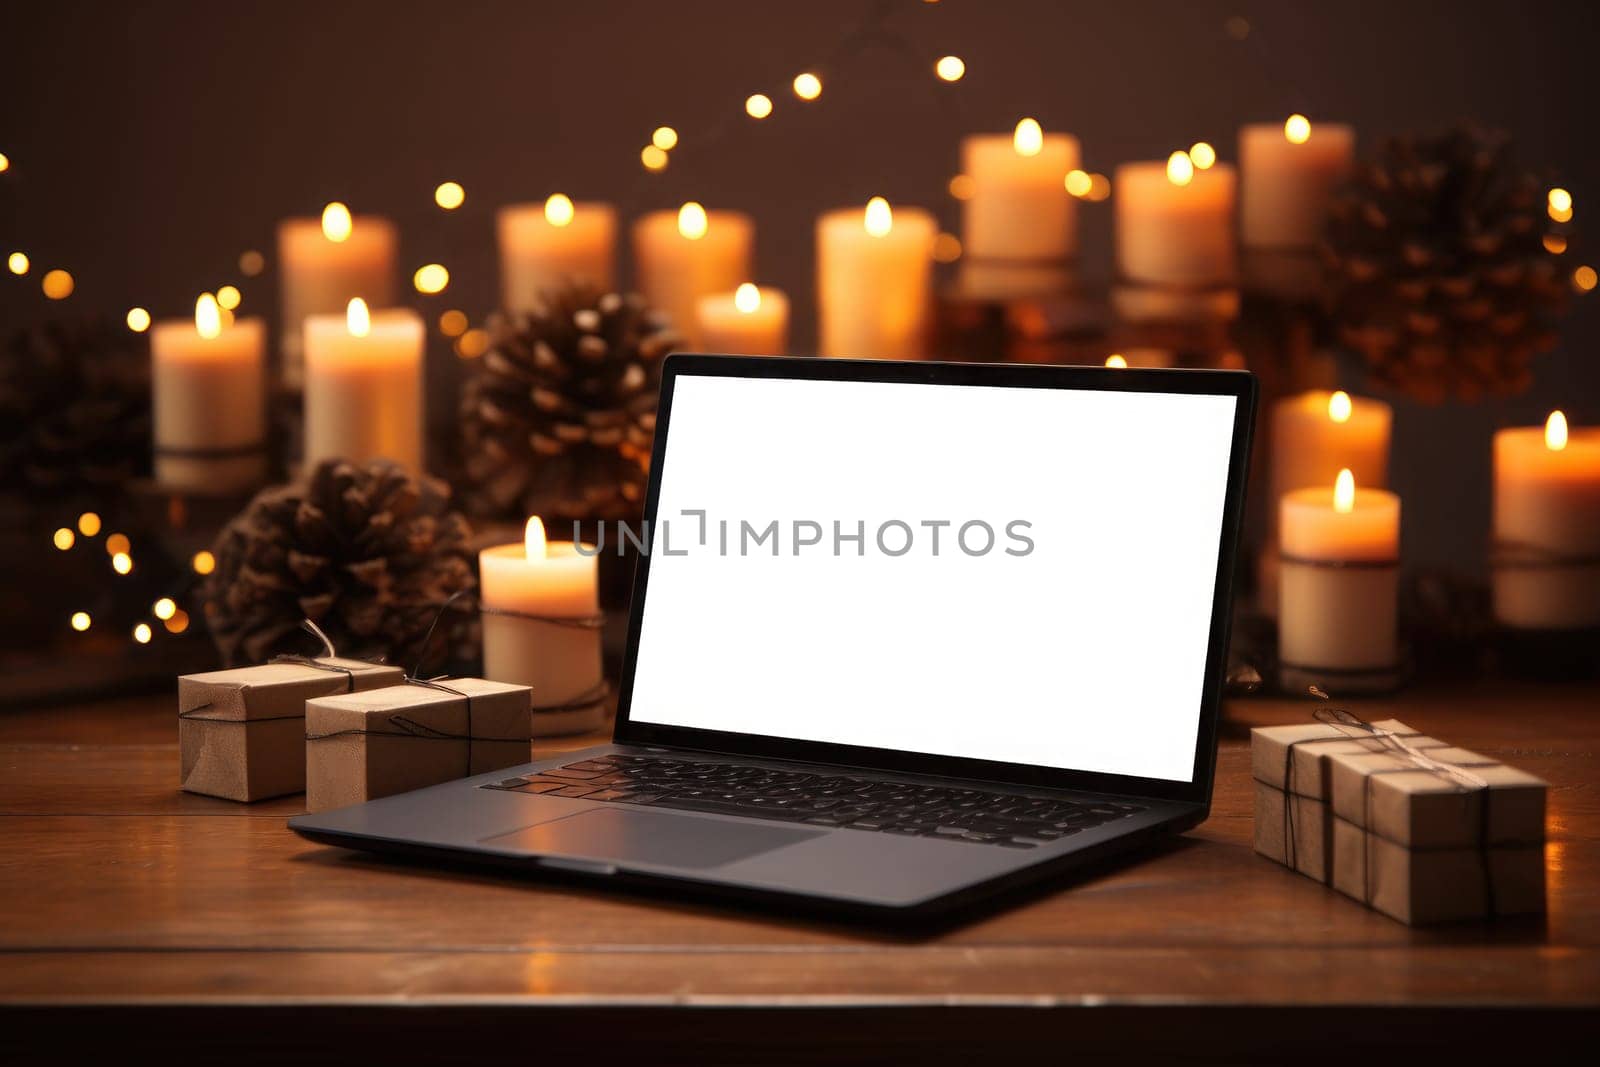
<box><xmin>610</xmin><ymin>354</ymin><xmax>1256</xmax><ymax>808</ymax></box>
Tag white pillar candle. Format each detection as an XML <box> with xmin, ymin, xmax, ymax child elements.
<box><xmin>817</xmin><ymin>197</ymin><xmax>937</xmax><ymax>359</ymax></box>
<box><xmin>1115</xmin><ymin>154</ymin><xmax>1237</xmax><ymax>288</ymax></box>
<box><xmin>303</xmin><ymin>299</ymin><xmax>425</xmax><ymax>474</ymax></box>
<box><xmin>1240</xmin><ymin>116</ymin><xmax>1354</xmax><ymax>249</ymax></box>
<box><xmin>1271</xmin><ymin>389</ymin><xmax>1392</xmax><ymax>504</ymax></box>
<box><xmin>1279</xmin><ymin>470</ymin><xmax>1401</xmax><ymax>691</ymax></box>
<box><xmin>277</xmin><ymin>207</ymin><xmax>398</xmax><ymax>386</ymax></box>
<box><xmin>1493</xmin><ymin>411</ymin><xmax>1600</xmax><ymax>629</ymax></box>
<box><xmin>696</xmin><ymin>283</ymin><xmax>790</xmax><ymax>355</ymax></box>
<box><xmin>959</xmin><ymin>119</ymin><xmax>1080</xmax><ymax>297</ymax></box>
<box><xmin>479</xmin><ymin>517</ymin><xmax>605</xmax><ymax>736</ymax></box>
<box><xmin>632</xmin><ymin>204</ymin><xmax>753</xmax><ymax>349</ymax></box>
<box><xmin>151</xmin><ymin>295</ymin><xmax>268</xmax><ymax>494</ymax></box>
<box><xmin>497</xmin><ymin>195</ymin><xmax>617</xmax><ymax>313</ymax></box>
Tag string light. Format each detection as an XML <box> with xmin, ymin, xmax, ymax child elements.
<box><xmin>321</xmin><ymin>201</ymin><xmax>353</xmax><ymax>242</ymax></box>
<box><xmin>678</xmin><ymin>201</ymin><xmax>709</xmax><ymax>240</ymax></box>
<box><xmin>192</xmin><ymin>550</ymin><xmax>216</xmax><ymax>575</ymax></box>
<box><xmin>1064</xmin><ymin>169</ymin><xmax>1092</xmax><ymax>197</ymax></box>
<box><xmin>42</xmin><ymin>269</ymin><xmax>74</xmax><ymax>299</ymax></box>
<box><xmin>1166</xmin><ymin>151</ymin><xmax>1195</xmax><ymax>187</ymax></box>
<box><xmin>456</xmin><ymin>328</ymin><xmax>489</xmax><ymax>359</ymax></box>
<box><xmin>932</xmin><ymin>233</ymin><xmax>962</xmax><ymax>263</ymax></box>
<box><xmin>134</xmin><ymin>623</ymin><xmax>153</xmax><ymax>645</ymax></box>
<box><xmin>439</xmin><ymin>309</ymin><xmax>468</xmax><ymax>337</ymax></box>
<box><xmin>641</xmin><ymin>144</ymin><xmax>669</xmax><ymax>171</ymax></box>
<box><xmin>544</xmin><ymin>193</ymin><xmax>575</xmax><ymax>226</ymax></box>
<box><xmin>0</xmin><ymin>152</ymin><xmax>9</xmax><ymax>172</ymax></box>
<box><xmin>111</xmin><ymin>551</ymin><xmax>133</xmax><ymax>575</ymax></box>
<box><xmin>105</xmin><ymin>533</ymin><xmax>130</xmax><ymax>555</ymax></box>
<box><xmin>935</xmin><ymin>55</ymin><xmax>965</xmax><ymax>82</ymax></box>
<box><xmin>413</xmin><ymin>263</ymin><xmax>449</xmax><ymax>294</ymax></box>
<box><xmin>126</xmin><ymin>307</ymin><xmax>151</xmax><ymax>332</ymax></box>
<box><xmin>1085</xmin><ymin>173</ymin><xmax>1111</xmax><ymax>201</ymax></box>
<box><xmin>1575</xmin><ymin>265</ymin><xmax>1598</xmax><ymax>292</ymax></box>
<box><xmin>1105</xmin><ymin>354</ymin><xmax>1128</xmax><ymax>368</ymax></box>
<box><xmin>1284</xmin><ymin>114</ymin><xmax>1312</xmax><ymax>144</ymax></box>
<box><xmin>71</xmin><ymin>612</ymin><xmax>91</xmax><ymax>633</ymax></box>
<box><xmin>745</xmin><ymin>93</ymin><xmax>773</xmax><ymax>119</ymax></box>
<box><xmin>239</xmin><ymin>250</ymin><xmax>265</xmax><ymax>276</ymax></box>
<box><xmin>7</xmin><ymin>251</ymin><xmax>27</xmax><ymax>275</ymax></box>
<box><xmin>165</xmin><ymin>609</ymin><xmax>190</xmax><ymax>635</ymax></box>
<box><xmin>153</xmin><ymin>598</ymin><xmax>177</xmax><ymax>620</ymax></box>
<box><xmin>1548</xmin><ymin>188</ymin><xmax>1573</xmax><ymax>215</ymax></box>
<box><xmin>78</xmin><ymin>512</ymin><xmax>101</xmax><ymax>537</ymax></box>
<box><xmin>948</xmin><ymin>174</ymin><xmax>975</xmax><ymax>200</ymax></box>
<box><xmin>1545</xmin><ymin>234</ymin><xmax>1568</xmax><ymax>255</ymax></box>
<box><xmin>434</xmin><ymin>181</ymin><xmax>465</xmax><ymax>210</ymax></box>
<box><xmin>1190</xmin><ymin>142</ymin><xmax>1217</xmax><ymax>169</ymax></box>
<box><xmin>793</xmin><ymin>72</ymin><xmax>822</xmax><ymax>100</ymax></box>
<box><xmin>53</xmin><ymin>528</ymin><xmax>74</xmax><ymax>551</ymax></box>
<box><xmin>651</xmin><ymin>126</ymin><xmax>679</xmax><ymax>150</ymax></box>
<box><xmin>216</xmin><ymin>284</ymin><xmax>241</xmax><ymax>310</ymax></box>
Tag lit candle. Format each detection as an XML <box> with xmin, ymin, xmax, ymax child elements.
<box><xmin>959</xmin><ymin>118</ymin><xmax>1080</xmax><ymax>297</ymax></box>
<box><xmin>1271</xmin><ymin>389</ymin><xmax>1392</xmax><ymax>505</ymax></box>
<box><xmin>497</xmin><ymin>194</ymin><xmax>617</xmax><ymax>313</ymax></box>
<box><xmin>632</xmin><ymin>203</ymin><xmax>754</xmax><ymax>348</ymax></box>
<box><xmin>1493</xmin><ymin>411</ymin><xmax>1600</xmax><ymax>630</ymax></box>
<box><xmin>277</xmin><ymin>205</ymin><xmax>398</xmax><ymax>385</ymax></box>
<box><xmin>479</xmin><ymin>517</ymin><xmax>605</xmax><ymax>736</ymax></box>
<box><xmin>303</xmin><ymin>298</ymin><xmax>425</xmax><ymax>474</ymax></box>
<box><xmin>817</xmin><ymin>197</ymin><xmax>937</xmax><ymax>359</ymax></box>
<box><xmin>1115</xmin><ymin>152</ymin><xmax>1237</xmax><ymax>288</ymax></box>
<box><xmin>696</xmin><ymin>283</ymin><xmax>790</xmax><ymax>355</ymax></box>
<box><xmin>151</xmin><ymin>294</ymin><xmax>268</xmax><ymax>493</ymax></box>
<box><xmin>1279</xmin><ymin>469</ymin><xmax>1402</xmax><ymax>692</ymax></box>
<box><xmin>1240</xmin><ymin>115</ymin><xmax>1354</xmax><ymax>250</ymax></box>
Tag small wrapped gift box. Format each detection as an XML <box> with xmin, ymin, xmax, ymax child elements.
<box><xmin>179</xmin><ymin>657</ymin><xmax>405</xmax><ymax>802</ymax></box>
<box><xmin>305</xmin><ymin>678</ymin><xmax>533</xmax><ymax>813</ymax></box>
<box><xmin>1326</xmin><ymin>744</ymin><xmax>1547</xmax><ymax>924</ymax></box>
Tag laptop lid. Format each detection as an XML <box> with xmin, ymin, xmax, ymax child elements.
<box><xmin>613</xmin><ymin>356</ymin><xmax>1256</xmax><ymax>806</ymax></box>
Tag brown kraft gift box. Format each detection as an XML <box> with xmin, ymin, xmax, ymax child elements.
<box><xmin>305</xmin><ymin>677</ymin><xmax>533</xmax><ymax>813</ymax></box>
<box><xmin>179</xmin><ymin>657</ymin><xmax>405</xmax><ymax>802</ymax></box>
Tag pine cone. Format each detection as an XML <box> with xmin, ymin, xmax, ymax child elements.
<box><xmin>459</xmin><ymin>284</ymin><xmax>679</xmax><ymax>523</ymax></box>
<box><xmin>1322</xmin><ymin>126</ymin><xmax>1570</xmax><ymax>403</ymax></box>
<box><xmin>0</xmin><ymin>317</ymin><xmax>152</xmax><ymax>491</ymax></box>
<box><xmin>203</xmin><ymin>459</ymin><xmax>476</xmax><ymax>668</ymax></box>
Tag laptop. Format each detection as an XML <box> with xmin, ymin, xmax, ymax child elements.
<box><xmin>291</xmin><ymin>354</ymin><xmax>1256</xmax><ymax>921</ymax></box>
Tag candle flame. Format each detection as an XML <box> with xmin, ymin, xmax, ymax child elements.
<box><xmin>195</xmin><ymin>293</ymin><xmax>221</xmax><ymax>339</ymax></box>
<box><xmin>864</xmin><ymin>196</ymin><xmax>893</xmax><ymax>237</ymax></box>
<box><xmin>1328</xmin><ymin>390</ymin><xmax>1353</xmax><ymax>424</ymax></box>
<box><xmin>1284</xmin><ymin>114</ymin><xmax>1312</xmax><ymax>145</ymax></box>
<box><xmin>346</xmin><ymin>297</ymin><xmax>371</xmax><ymax>338</ymax></box>
<box><xmin>1334</xmin><ymin>468</ymin><xmax>1355</xmax><ymax>514</ymax></box>
<box><xmin>677</xmin><ymin>201</ymin><xmax>708</xmax><ymax>240</ymax></box>
<box><xmin>1546</xmin><ymin>410</ymin><xmax>1569</xmax><ymax>451</ymax></box>
<box><xmin>544</xmin><ymin>193</ymin><xmax>575</xmax><ymax>227</ymax></box>
<box><xmin>1104</xmin><ymin>354</ymin><xmax>1128</xmax><ymax>368</ymax></box>
<box><xmin>1166</xmin><ymin>151</ymin><xmax>1195</xmax><ymax>187</ymax></box>
<box><xmin>1013</xmin><ymin>118</ymin><xmax>1043</xmax><ymax>157</ymax></box>
<box><xmin>524</xmin><ymin>516</ymin><xmax>548</xmax><ymax>560</ymax></box>
<box><xmin>321</xmin><ymin>201</ymin><xmax>353</xmax><ymax>242</ymax></box>
<box><xmin>734</xmin><ymin>283</ymin><xmax>761</xmax><ymax>314</ymax></box>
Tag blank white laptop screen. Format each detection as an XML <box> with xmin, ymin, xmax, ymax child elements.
<box><xmin>627</xmin><ymin>374</ymin><xmax>1238</xmax><ymax>783</ymax></box>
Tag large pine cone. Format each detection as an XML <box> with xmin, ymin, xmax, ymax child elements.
<box><xmin>203</xmin><ymin>459</ymin><xmax>476</xmax><ymax>668</ymax></box>
<box><xmin>0</xmin><ymin>317</ymin><xmax>152</xmax><ymax>491</ymax></box>
<box><xmin>1322</xmin><ymin>126</ymin><xmax>1570</xmax><ymax>403</ymax></box>
<box><xmin>459</xmin><ymin>284</ymin><xmax>679</xmax><ymax>523</ymax></box>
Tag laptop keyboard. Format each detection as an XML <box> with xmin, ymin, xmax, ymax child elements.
<box><xmin>484</xmin><ymin>753</ymin><xmax>1146</xmax><ymax>849</ymax></box>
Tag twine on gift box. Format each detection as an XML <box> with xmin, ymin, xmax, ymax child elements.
<box><xmin>179</xmin><ymin>620</ymin><xmax>386</xmax><ymax>723</ymax></box>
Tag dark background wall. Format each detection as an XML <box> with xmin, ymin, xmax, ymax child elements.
<box><xmin>2</xmin><ymin>0</ymin><xmax>1597</xmax><ymax>574</ymax></box>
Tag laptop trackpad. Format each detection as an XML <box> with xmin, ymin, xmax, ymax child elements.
<box><xmin>482</xmin><ymin>808</ymin><xmax>823</xmax><ymax>869</ymax></box>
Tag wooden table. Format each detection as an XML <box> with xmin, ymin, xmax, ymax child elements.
<box><xmin>3</xmin><ymin>683</ymin><xmax>1598</xmax><ymax>1062</ymax></box>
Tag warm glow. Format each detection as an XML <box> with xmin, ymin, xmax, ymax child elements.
<box><xmin>112</xmin><ymin>551</ymin><xmax>133</xmax><ymax>575</ymax></box>
<box><xmin>78</xmin><ymin>512</ymin><xmax>101</xmax><ymax>537</ymax></box>
<box><xmin>1105</xmin><ymin>354</ymin><xmax>1128</xmax><ymax>368</ymax></box>
<box><xmin>641</xmin><ymin>145</ymin><xmax>669</xmax><ymax>171</ymax></box>
<box><xmin>734</xmin><ymin>283</ymin><xmax>762</xmax><ymax>314</ymax></box>
<box><xmin>1189</xmin><ymin>142</ymin><xmax>1217</xmax><ymax>169</ymax></box>
<box><xmin>1575</xmin><ymin>265</ymin><xmax>1598</xmax><ymax>292</ymax></box>
<box><xmin>153</xmin><ymin>598</ymin><xmax>177</xmax><ymax>620</ymax></box>
<box><xmin>434</xmin><ymin>181</ymin><xmax>465</xmax><ymax>210</ymax></box>
<box><xmin>1545</xmin><ymin>233</ymin><xmax>1568</xmax><ymax>254</ymax></box>
<box><xmin>71</xmin><ymin>612</ymin><xmax>91</xmax><ymax>633</ymax></box>
<box><xmin>134</xmin><ymin>623</ymin><xmax>152</xmax><ymax>645</ymax></box>
<box><xmin>948</xmin><ymin>174</ymin><xmax>975</xmax><ymax>200</ymax></box>
<box><xmin>195</xmin><ymin>293</ymin><xmax>222</xmax><ymax>339</ymax></box>
<box><xmin>1285</xmin><ymin>114</ymin><xmax>1312</xmax><ymax>144</ymax></box>
<box><xmin>678</xmin><ymin>201</ymin><xmax>709</xmax><ymax>240</ymax></box>
<box><xmin>1064</xmin><ymin>169</ymin><xmax>1092</xmax><ymax>197</ymax></box>
<box><xmin>1546</xmin><ymin>410</ymin><xmax>1569</xmax><ymax>451</ymax></box>
<box><xmin>745</xmin><ymin>93</ymin><xmax>773</xmax><ymax>119</ymax></box>
<box><xmin>413</xmin><ymin>263</ymin><xmax>449</xmax><ymax>294</ymax></box>
<box><xmin>456</xmin><ymin>328</ymin><xmax>490</xmax><ymax>359</ymax></box>
<box><xmin>1328</xmin><ymin>390</ymin><xmax>1353</xmax><ymax>424</ymax></box>
<box><xmin>1548</xmin><ymin>188</ymin><xmax>1573</xmax><ymax>216</ymax></box>
<box><xmin>216</xmin><ymin>284</ymin><xmax>241</xmax><ymax>310</ymax></box>
<box><xmin>346</xmin><ymin>297</ymin><xmax>371</xmax><ymax>337</ymax></box>
<box><xmin>1013</xmin><ymin>118</ymin><xmax>1044</xmax><ymax>157</ymax></box>
<box><xmin>793</xmin><ymin>72</ymin><xmax>822</xmax><ymax>100</ymax></box>
<box><xmin>935</xmin><ymin>55</ymin><xmax>965</xmax><ymax>82</ymax></box>
<box><xmin>165</xmin><ymin>609</ymin><xmax>191</xmax><ymax>634</ymax></box>
<box><xmin>6</xmin><ymin>251</ymin><xmax>26</xmax><ymax>275</ymax></box>
<box><xmin>1085</xmin><ymin>173</ymin><xmax>1111</xmax><ymax>201</ymax></box>
<box><xmin>321</xmin><ymin>201</ymin><xmax>352</xmax><ymax>242</ymax></box>
<box><xmin>53</xmin><ymin>528</ymin><xmax>74</xmax><ymax>551</ymax></box>
<box><xmin>1166</xmin><ymin>151</ymin><xmax>1195</xmax><ymax>186</ymax></box>
<box><xmin>239</xmin><ymin>250</ymin><xmax>265</xmax><ymax>276</ymax></box>
<box><xmin>105</xmin><ymin>532</ymin><xmax>130</xmax><ymax>556</ymax></box>
<box><xmin>0</xmin><ymin>152</ymin><xmax>8</xmax><ymax>172</ymax></box>
<box><xmin>864</xmin><ymin>196</ymin><xmax>893</xmax><ymax>237</ymax></box>
<box><xmin>126</xmin><ymin>307</ymin><xmax>151</xmax><ymax>332</ymax></box>
<box><xmin>544</xmin><ymin>193</ymin><xmax>575</xmax><ymax>227</ymax></box>
<box><xmin>42</xmin><ymin>269</ymin><xmax>73</xmax><ymax>299</ymax></box>
<box><xmin>439</xmin><ymin>309</ymin><xmax>468</xmax><ymax>337</ymax></box>
<box><xmin>932</xmin><ymin>232</ymin><xmax>962</xmax><ymax>263</ymax></box>
<box><xmin>1333</xmin><ymin>468</ymin><xmax>1355</xmax><ymax>513</ymax></box>
<box><xmin>651</xmin><ymin>126</ymin><xmax>678</xmax><ymax>150</ymax></box>
<box><xmin>524</xmin><ymin>516</ymin><xmax>548</xmax><ymax>560</ymax></box>
<box><xmin>192</xmin><ymin>550</ymin><xmax>216</xmax><ymax>575</ymax></box>
<box><xmin>1550</xmin><ymin>203</ymin><xmax>1574</xmax><ymax>224</ymax></box>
